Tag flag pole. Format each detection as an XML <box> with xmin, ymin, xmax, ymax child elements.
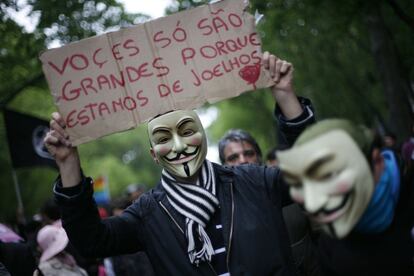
<box><xmin>11</xmin><ymin>169</ymin><xmax>24</xmax><ymax>215</ymax></box>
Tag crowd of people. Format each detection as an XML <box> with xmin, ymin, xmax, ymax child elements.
<box><xmin>0</xmin><ymin>183</ymin><xmax>156</xmax><ymax>276</ymax></box>
<box><xmin>1</xmin><ymin>50</ymin><xmax>413</xmax><ymax>276</ymax></box>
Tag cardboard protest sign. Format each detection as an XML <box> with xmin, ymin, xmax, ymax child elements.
<box><xmin>40</xmin><ymin>0</ymin><xmax>274</xmax><ymax>145</ymax></box>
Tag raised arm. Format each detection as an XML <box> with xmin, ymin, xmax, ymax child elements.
<box><xmin>262</xmin><ymin>51</ymin><xmax>303</xmax><ymax>119</ymax></box>
<box><xmin>44</xmin><ymin>112</ymin><xmax>81</xmax><ymax>187</ymax></box>
<box><xmin>262</xmin><ymin>51</ymin><xmax>315</xmax><ymax>148</ymax></box>
<box><xmin>44</xmin><ymin>112</ymin><xmax>143</xmax><ymax>258</ymax></box>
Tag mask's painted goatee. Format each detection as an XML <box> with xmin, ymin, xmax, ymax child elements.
<box><xmin>184</xmin><ymin>163</ymin><xmax>190</xmax><ymax>177</ymax></box>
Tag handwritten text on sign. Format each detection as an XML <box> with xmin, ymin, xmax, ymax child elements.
<box><xmin>40</xmin><ymin>0</ymin><xmax>274</xmax><ymax>145</ymax></box>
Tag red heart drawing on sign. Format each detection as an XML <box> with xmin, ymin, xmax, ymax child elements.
<box><xmin>239</xmin><ymin>64</ymin><xmax>261</xmax><ymax>90</ymax></box>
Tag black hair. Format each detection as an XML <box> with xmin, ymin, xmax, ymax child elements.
<box><xmin>218</xmin><ymin>129</ymin><xmax>262</xmax><ymax>164</ymax></box>
<box><xmin>40</xmin><ymin>198</ymin><xmax>60</xmax><ymax>222</ymax></box>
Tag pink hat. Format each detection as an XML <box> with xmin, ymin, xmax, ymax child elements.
<box><xmin>37</xmin><ymin>225</ymin><xmax>69</xmax><ymax>262</ymax></box>
<box><xmin>0</xmin><ymin>223</ymin><xmax>23</xmax><ymax>243</ymax></box>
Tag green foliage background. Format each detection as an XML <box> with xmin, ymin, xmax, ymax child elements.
<box><xmin>1</xmin><ymin>0</ymin><xmax>413</xmax><ymax>223</ymax></box>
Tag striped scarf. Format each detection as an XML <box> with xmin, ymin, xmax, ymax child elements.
<box><xmin>161</xmin><ymin>160</ymin><xmax>219</xmax><ymax>265</ymax></box>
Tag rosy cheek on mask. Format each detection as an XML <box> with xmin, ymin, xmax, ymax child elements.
<box><xmin>332</xmin><ymin>181</ymin><xmax>352</xmax><ymax>195</ymax></box>
<box><xmin>155</xmin><ymin>145</ymin><xmax>171</xmax><ymax>156</ymax></box>
<box><xmin>189</xmin><ymin>134</ymin><xmax>202</xmax><ymax>145</ymax></box>
<box><xmin>191</xmin><ymin>138</ymin><xmax>201</xmax><ymax>145</ymax></box>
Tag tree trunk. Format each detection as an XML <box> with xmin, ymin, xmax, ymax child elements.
<box><xmin>364</xmin><ymin>2</ymin><xmax>413</xmax><ymax>141</ymax></box>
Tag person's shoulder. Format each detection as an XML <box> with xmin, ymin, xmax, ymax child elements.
<box><xmin>212</xmin><ymin>162</ymin><xmax>259</xmax><ymax>179</ymax></box>
<box><xmin>231</xmin><ymin>164</ymin><xmax>280</xmax><ymax>186</ymax></box>
<box><xmin>233</xmin><ymin>163</ymin><xmax>278</xmax><ymax>175</ymax></box>
<box><xmin>213</xmin><ymin>161</ymin><xmax>278</xmax><ymax>175</ymax></box>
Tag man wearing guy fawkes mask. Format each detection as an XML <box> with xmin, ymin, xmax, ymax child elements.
<box><xmin>147</xmin><ymin>110</ymin><xmax>208</xmax><ymax>181</ymax></box>
<box><xmin>45</xmin><ymin>52</ymin><xmax>316</xmax><ymax>276</ymax></box>
<box><xmin>277</xmin><ymin>119</ymin><xmax>414</xmax><ymax>276</ymax></box>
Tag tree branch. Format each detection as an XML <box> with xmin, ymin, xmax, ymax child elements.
<box><xmin>386</xmin><ymin>0</ymin><xmax>414</xmax><ymax>32</ymax></box>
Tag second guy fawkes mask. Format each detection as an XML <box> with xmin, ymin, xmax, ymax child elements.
<box><xmin>277</xmin><ymin>120</ymin><xmax>375</xmax><ymax>238</ymax></box>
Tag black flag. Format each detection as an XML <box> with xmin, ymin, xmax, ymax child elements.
<box><xmin>4</xmin><ymin>108</ymin><xmax>57</xmax><ymax>169</ymax></box>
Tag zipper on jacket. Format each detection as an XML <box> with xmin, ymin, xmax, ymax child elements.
<box><xmin>159</xmin><ymin>201</ymin><xmax>184</xmax><ymax>233</ymax></box>
<box><xmin>226</xmin><ymin>182</ymin><xmax>234</xmax><ymax>273</ymax></box>
<box><xmin>159</xmin><ymin>201</ymin><xmax>218</xmax><ymax>276</ymax></box>
<box><xmin>207</xmin><ymin>262</ymin><xmax>218</xmax><ymax>276</ymax></box>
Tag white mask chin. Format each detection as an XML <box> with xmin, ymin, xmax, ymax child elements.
<box><xmin>148</xmin><ymin>110</ymin><xmax>207</xmax><ymax>179</ymax></box>
<box><xmin>278</xmin><ymin>130</ymin><xmax>374</xmax><ymax>238</ymax></box>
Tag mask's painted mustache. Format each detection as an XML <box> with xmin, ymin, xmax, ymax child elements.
<box><xmin>304</xmin><ymin>192</ymin><xmax>351</xmax><ymax>217</ymax></box>
<box><xmin>164</xmin><ymin>147</ymin><xmax>199</xmax><ymax>162</ymax></box>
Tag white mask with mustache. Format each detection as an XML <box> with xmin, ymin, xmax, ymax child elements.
<box><xmin>277</xmin><ymin>130</ymin><xmax>374</xmax><ymax>238</ymax></box>
<box><xmin>148</xmin><ymin>110</ymin><xmax>207</xmax><ymax>179</ymax></box>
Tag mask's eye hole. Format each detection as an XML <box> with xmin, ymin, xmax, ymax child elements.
<box><xmin>315</xmin><ymin>169</ymin><xmax>341</xmax><ymax>181</ymax></box>
<box><xmin>157</xmin><ymin>136</ymin><xmax>170</xmax><ymax>144</ymax></box>
<box><xmin>181</xmin><ymin>129</ymin><xmax>195</xmax><ymax>136</ymax></box>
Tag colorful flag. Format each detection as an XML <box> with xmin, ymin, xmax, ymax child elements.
<box><xmin>93</xmin><ymin>175</ymin><xmax>110</xmax><ymax>205</ymax></box>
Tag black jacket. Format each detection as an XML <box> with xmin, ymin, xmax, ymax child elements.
<box><xmin>56</xmin><ymin>164</ymin><xmax>297</xmax><ymax>276</ymax></box>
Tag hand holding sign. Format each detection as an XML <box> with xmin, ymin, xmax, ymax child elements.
<box><xmin>262</xmin><ymin>51</ymin><xmax>294</xmax><ymax>93</ymax></box>
<box><xmin>262</xmin><ymin>51</ymin><xmax>303</xmax><ymax>120</ymax></box>
<box><xmin>44</xmin><ymin>112</ymin><xmax>82</xmax><ymax>188</ymax></box>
